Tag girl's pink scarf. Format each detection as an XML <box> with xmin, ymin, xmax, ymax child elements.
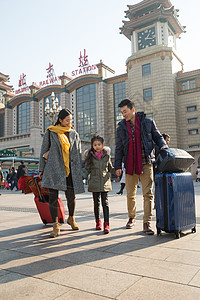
<box><xmin>94</xmin><ymin>150</ymin><xmax>104</xmax><ymax>160</ymax></box>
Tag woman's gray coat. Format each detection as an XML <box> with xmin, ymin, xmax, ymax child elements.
<box><xmin>39</xmin><ymin>128</ymin><xmax>84</xmax><ymax>194</ymax></box>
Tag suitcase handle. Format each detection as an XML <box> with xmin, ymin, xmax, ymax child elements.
<box><xmin>33</xmin><ymin>176</ymin><xmax>49</xmax><ymax>203</ymax></box>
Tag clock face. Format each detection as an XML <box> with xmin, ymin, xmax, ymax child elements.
<box><xmin>137</xmin><ymin>27</ymin><xmax>156</xmax><ymax>50</ymax></box>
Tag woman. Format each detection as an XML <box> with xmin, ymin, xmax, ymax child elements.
<box><xmin>39</xmin><ymin>109</ymin><xmax>84</xmax><ymax>238</ymax></box>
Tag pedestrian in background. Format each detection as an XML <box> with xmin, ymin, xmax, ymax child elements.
<box><xmin>0</xmin><ymin>167</ymin><xmax>3</xmax><ymax>195</ymax></box>
<box><xmin>83</xmin><ymin>135</ymin><xmax>115</xmax><ymax>234</ymax></box>
<box><xmin>10</xmin><ymin>167</ymin><xmax>18</xmax><ymax>191</ymax></box>
<box><xmin>196</xmin><ymin>167</ymin><xmax>200</xmax><ymax>182</ymax></box>
<box><xmin>17</xmin><ymin>161</ymin><xmax>28</xmax><ymax>193</ymax></box>
<box><xmin>116</xmin><ymin>162</ymin><xmax>126</xmax><ymax>195</ymax></box>
<box><xmin>39</xmin><ymin>108</ymin><xmax>84</xmax><ymax>238</ymax></box>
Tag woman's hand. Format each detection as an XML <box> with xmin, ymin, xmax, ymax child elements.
<box><xmin>39</xmin><ymin>171</ymin><xmax>43</xmax><ymax>180</ymax></box>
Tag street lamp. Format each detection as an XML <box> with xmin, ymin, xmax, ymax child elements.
<box><xmin>44</xmin><ymin>92</ymin><xmax>62</xmax><ymax>124</ymax></box>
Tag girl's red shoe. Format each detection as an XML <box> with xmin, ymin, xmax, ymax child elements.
<box><xmin>96</xmin><ymin>219</ymin><xmax>102</xmax><ymax>230</ymax></box>
<box><xmin>104</xmin><ymin>222</ymin><xmax>110</xmax><ymax>234</ymax></box>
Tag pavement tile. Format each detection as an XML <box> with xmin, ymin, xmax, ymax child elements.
<box><xmin>104</xmin><ymin>242</ymin><xmax>175</xmax><ymax>261</ymax></box>
<box><xmin>0</xmin><ymin>272</ymin><xmax>70</xmax><ymax>300</ymax></box>
<box><xmin>43</xmin><ymin>264</ymin><xmax>141</xmax><ymax>298</ymax></box>
<box><xmin>56</xmin><ymin>289</ymin><xmax>113</xmax><ymax>299</ymax></box>
<box><xmin>166</xmin><ymin>248</ymin><xmax>200</xmax><ymax>266</ymax></box>
<box><xmin>40</xmin><ymin>246</ymin><xmax>130</xmax><ymax>268</ymax></box>
<box><xmin>0</xmin><ymin>249</ymin><xmax>33</xmax><ymax>264</ymax></box>
<box><xmin>189</xmin><ymin>270</ymin><xmax>200</xmax><ymax>288</ymax></box>
<box><xmin>1</xmin><ymin>254</ymin><xmax>73</xmax><ymax>279</ymax></box>
<box><xmin>116</xmin><ymin>277</ymin><xmax>200</xmax><ymax>300</ymax></box>
<box><xmin>109</xmin><ymin>256</ymin><xmax>199</xmax><ymax>284</ymax></box>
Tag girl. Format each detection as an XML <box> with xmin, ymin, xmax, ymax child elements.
<box><xmin>83</xmin><ymin>135</ymin><xmax>115</xmax><ymax>234</ymax></box>
<box><xmin>39</xmin><ymin>109</ymin><xmax>84</xmax><ymax>238</ymax></box>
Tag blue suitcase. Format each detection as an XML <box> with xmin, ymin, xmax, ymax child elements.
<box><xmin>155</xmin><ymin>172</ymin><xmax>196</xmax><ymax>238</ymax></box>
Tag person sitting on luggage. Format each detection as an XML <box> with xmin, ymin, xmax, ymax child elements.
<box><xmin>39</xmin><ymin>109</ymin><xmax>84</xmax><ymax>238</ymax></box>
<box><xmin>115</xmin><ymin>99</ymin><xmax>167</xmax><ymax>235</ymax></box>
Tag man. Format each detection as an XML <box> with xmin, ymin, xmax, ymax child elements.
<box><xmin>162</xmin><ymin>133</ymin><xmax>170</xmax><ymax>146</ymax></box>
<box><xmin>17</xmin><ymin>161</ymin><xmax>28</xmax><ymax>193</ymax></box>
<box><xmin>10</xmin><ymin>167</ymin><xmax>18</xmax><ymax>191</ymax></box>
<box><xmin>115</xmin><ymin>99</ymin><xmax>167</xmax><ymax>235</ymax></box>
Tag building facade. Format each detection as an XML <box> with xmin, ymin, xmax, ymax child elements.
<box><xmin>0</xmin><ymin>0</ymin><xmax>200</xmax><ymax>177</ymax></box>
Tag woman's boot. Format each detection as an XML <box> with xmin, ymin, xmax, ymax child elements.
<box><xmin>67</xmin><ymin>216</ymin><xmax>79</xmax><ymax>230</ymax></box>
<box><xmin>96</xmin><ymin>219</ymin><xmax>102</xmax><ymax>230</ymax></box>
<box><xmin>104</xmin><ymin>222</ymin><xmax>110</xmax><ymax>234</ymax></box>
<box><xmin>50</xmin><ymin>217</ymin><xmax>60</xmax><ymax>238</ymax></box>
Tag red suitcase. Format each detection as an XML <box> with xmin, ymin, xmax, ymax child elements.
<box><xmin>34</xmin><ymin>196</ymin><xmax>65</xmax><ymax>225</ymax></box>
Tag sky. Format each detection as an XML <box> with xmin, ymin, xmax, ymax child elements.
<box><xmin>1</xmin><ymin>0</ymin><xmax>200</xmax><ymax>90</ymax></box>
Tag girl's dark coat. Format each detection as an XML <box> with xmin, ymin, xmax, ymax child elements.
<box><xmin>83</xmin><ymin>149</ymin><xmax>115</xmax><ymax>192</ymax></box>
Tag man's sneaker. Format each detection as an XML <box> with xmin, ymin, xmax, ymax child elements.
<box><xmin>126</xmin><ymin>218</ymin><xmax>135</xmax><ymax>229</ymax></box>
<box><xmin>143</xmin><ymin>222</ymin><xmax>154</xmax><ymax>235</ymax></box>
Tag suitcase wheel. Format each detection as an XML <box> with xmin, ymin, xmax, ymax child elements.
<box><xmin>191</xmin><ymin>226</ymin><xmax>196</xmax><ymax>233</ymax></box>
<box><xmin>175</xmin><ymin>231</ymin><xmax>180</xmax><ymax>239</ymax></box>
<box><xmin>157</xmin><ymin>228</ymin><xmax>161</xmax><ymax>236</ymax></box>
<box><xmin>43</xmin><ymin>219</ymin><xmax>47</xmax><ymax>225</ymax></box>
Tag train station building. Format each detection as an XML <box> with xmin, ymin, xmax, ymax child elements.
<box><xmin>0</xmin><ymin>0</ymin><xmax>200</xmax><ymax>176</ymax></box>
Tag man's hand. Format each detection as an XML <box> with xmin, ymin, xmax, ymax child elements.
<box><xmin>39</xmin><ymin>171</ymin><xmax>43</xmax><ymax>180</ymax></box>
<box><xmin>116</xmin><ymin>169</ymin><xmax>122</xmax><ymax>177</ymax></box>
<box><xmin>160</xmin><ymin>146</ymin><xmax>168</xmax><ymax>149</ymax></box>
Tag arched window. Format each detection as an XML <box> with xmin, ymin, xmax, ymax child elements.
<box><xmin>44</xmin><ymin>93</ymin><xmax>61</xmax><ymax>130</ymax></box>
<box><xmin>17</xmin><ymin>102</ymin><xmax>30</xmax><ymax>134</ymax></box>
<box><xmin>76</xmin><ymin>84</ymin><xmax>97</xmax><ymax>141</ymax></box>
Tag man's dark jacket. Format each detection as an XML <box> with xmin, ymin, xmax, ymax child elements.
<box><xmin>17</xmin><ymin>164</ymin><xmax>28</xmax><ymax>180</ymax></box>
<box><xmin>115</xmin><ymin>112</ymin><xmax>167</xmax><ymax>170</ymax></box>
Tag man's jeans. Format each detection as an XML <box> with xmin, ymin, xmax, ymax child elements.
<box><xmin>125</xmin><ymin>164</ymin><xmax>154</xmax><ymax>223</ymax></box>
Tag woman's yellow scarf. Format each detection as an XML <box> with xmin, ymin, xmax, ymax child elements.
<box><xmin>47</xmin><ymin>124</ymin><xmax>71</xmax><ymax>177</ymax></box>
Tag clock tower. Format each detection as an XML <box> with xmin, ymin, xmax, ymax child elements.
<box><xmin>120</xmin><ymin>0</ymin><xmax>185</xmax><ymax>147</ymax></box>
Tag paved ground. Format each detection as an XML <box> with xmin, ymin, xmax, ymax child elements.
<box><xmin>0</xmin><ymin>181</ymin><xmax>200</xmax><ymax>299</ymax></box>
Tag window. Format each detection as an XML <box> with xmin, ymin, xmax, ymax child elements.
<box><xmin>76</xmin><ymin>84</ymin><xmax>97</xmax><ymax>141</ymax></box>
<box><xmin>114</xmin><ymin>81</ymin><xmax>126</xmax><ymax>127</ymax></box>
<box><xmin>189</xmin><ymin>145</ymin><xmax>200</xmax><ymax>149</ymax></box>
<box><xmin>189</xmin><ymin>80</ymin><xmax>196</xmax><ymax>89</ymax></box>
<box><xmin>182</xmin><ymin>82</ymin><xmax>188</xmax><ymax>91</ymax></box>
<box><xmin>182</xmin><ymin>79</ymin><xmax>196</xmax><ymax>91</ymax></box>
<box><xmin>187</xmin><ymin>106</ymin><xmax>197</xmax><ymax>112</ymax></box>
<box><xmin>188</xmin><ymin>118</ymin><xmax>197</xmax><ymax>124</ymax></box>
<box><xmin>0</xmin><ymin>91</ymin><xmax>3</xmax><ymax>104</ymax></box>
<box><xmin>17</xmin><ymin>102</ymin><xmax>30</xmax><ymax>134</ymax></box>
<box><xmin>44</xmin><ymin>93</ymin><xmax>61</xmax><ymax>131</ymax></box>
<box><xmin>188</xmin><ymin>129</ymin><xmax>198</xmax><ymax>135</ymax></box>
<box><xmin>146</xmin><ymin>113</ymin><xmax>154</xmax><ymax>119</ymax></box>
<box><xmin>142</xmin><ymin>63</ymin><xmax>151</xmax><ymax>76</ymax></box>
<box><xmin>143</xmin><ymin>88</ymin><xmax>152</xmax><ymax>100</ymax></box>
<box><xmin>0</xmin><ymin>113</ymin><xmax>4</xmax><ymax>137</ymax></box>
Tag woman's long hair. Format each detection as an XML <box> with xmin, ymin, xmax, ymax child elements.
<box><xmin>85</xmin><ymin>135</ymin><xmax>104</xmax><ymax>167</ymax></box>
<box><xmin>55</xmin><ymin>109</ymin><xmax>72</xmax><ymax>125</ymax></box>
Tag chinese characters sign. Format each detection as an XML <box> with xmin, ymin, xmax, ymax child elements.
<box><xmin>39</xmin><ymin>62</ymin><xmax>60</xmax><ymax>87</ymax></box>
<box><xmin>71</xmin><ymin>49</ymin><xmax>97</xmax><ymax>76</ymax></box>
<box><xmin>15</xmin><ymin>73</ymin><xmax>30</xmax><ymax>94</ymax></box>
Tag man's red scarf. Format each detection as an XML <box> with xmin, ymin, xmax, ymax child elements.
<box><xmin>126</xmin><ymin>113</ymin><xmax>143</xmax><ymax>175</ymax></box>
